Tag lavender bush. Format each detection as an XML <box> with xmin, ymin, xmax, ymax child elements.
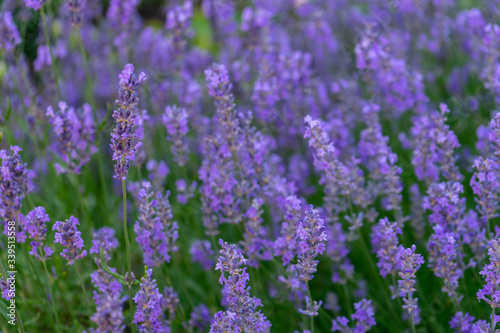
<box><xmin>1</xmin><ymin>0</ymin><xmax>500</xmax><ymax>332</ymax></box>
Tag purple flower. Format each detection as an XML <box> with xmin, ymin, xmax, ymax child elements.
<box><xmin>175</xmin><ymin>179</ymin><xmax>196</xmax><ymax>204</ymax></box>
<box><xmin>471</xmin><ymin>157</ymin><xmax>499</xmax><ymax>231</ymax></box>
<box><xmin>477</xmin><ymin>238</ymin><xmax>500</xmax><ymax>308</ymax></box>
<box><xmin>211</xmin><ymin>239</ymin><xmax>271</xmax><ymax>332</ymax></box>
<box><xmin>133</xmin><ymin>269</ymin><xmax>168</xmax><ymax>333</ymax></box>
<box><xmin>396</xmin><ymin>245</ymin><xmax>424</xmax><ymax>323</ymax></box>
<box><xmin>90</xmin><ymin>227</ymin><xmax>119</xmax><ymax>260</ymax></box>
<box><xmin>24</xmin><ymin>0</ymin><xmax>45</xmax><ymax>10</ymax></box>
<box><xmin>185</xmin><ymin>304</ymin><xmax>211</xmax><ymax>331</ymax></box>
<box><xmin>0</xmin><ymin>146</ymin><xmax>33</xmax><ymax>223</ymax></box>
<box><xmin>331</xmin><ymin>299</ymin><xmax>376</xmax><ymax>332</ymax></box>
<box><xmin>25</xmin><ymin>207</ymin><xmax>53</xmax><ymax>261</ymax></box>
<box><xmin>299</xmin><ymin>297</ymin><xmax>323</xmax><ymax>317</ymax></box>
<box><xmin>53</xmin><ymin>216</ymin><xmax>87</xmax><ymax>265</ymax></box>
<box><xmin>374</xmin><ymin>218</ymin><xmax>402</xmax><ymax>277</ymax></box>
<box><xmin>66</xmin><ymin>0</ymin><xmax>83</xmax><ymax>26</ymax></box>
<box><xmin>46</xmin><ymin>101</ymin><xmax>97</xmax><ymax>174</ymax></box>
<box><xmin>162</xmin><ymin>105</ymin><xmax>190</xmax><ymax>166</ymax></box>
<box><xmin>110</xmin><ymin>63</ymin><xmax>146</xmax><ymax>181</ymax></box>
<box><xmin>134</xmin><ymin>181</ymin><xmax>178</xmax><ymax>266</ymax></box>
<box><xmin>409</xmin><ymin>104</ymin><xmax>462</xmax><ymax>184</ymax></box>
<box><xmin>0</xmin><ymin>273</ymin><xmax>15</xmax><ymax>301</ymax></box>
<box><xmin>241</xmin><ymin>198</ymin><xmax>272</xmax><ymax>266</ymax></box>
<box><xmin>296</xmin><ymin>205</ymin><xmax>327</xmax><ymax>282</ymax></box>
<box><xmin>274</xmin><ymin>195</ymin><xmax>302</xmax><ymax>266</ymax></box>
<box><xmin>34</xmin><ymin>45</ymin><xmax>52</xmax><ymax>72</ymax></box>
<box><xmin>190</xmin><ymin>240</ymin><xmax>214</xmax><ymax>270</ymax></box>
<box><xmin>450</xmin><ymin>312</ymin><xmax>475</xmax><ymax>333</ymax></box>
<box><xmin>0</xmin><ymin>11</ymin><xmax>21</xmax><ymax>51</ymax></box>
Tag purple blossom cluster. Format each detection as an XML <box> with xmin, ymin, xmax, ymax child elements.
<box><xmin>162</xmin><ymin>105</ymin><xmax>190</xmax><ymax>166</ymax></box>
<box><xmin>331</xmin><ymin>299</ymin><xmax>376</xmax><ymax>333</ymax></box>
<box><xmin>110</xmin><ymin>64</ymin><xmax>146</xmax><ymax>181</ymax></box>
<box><xmin>53</xmin><ymin>216</ymin><xmax>87</xmax><ymax>265</ymax></box>
<box><xmin>0</xmin><ymin>11</ymin><xmax>21</xmax><ymax>51</ymax></box>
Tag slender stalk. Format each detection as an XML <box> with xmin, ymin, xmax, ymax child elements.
<box><xmin>40</xmin><ymin>6</ymin><xmax>61</xmax><ymax>100</ymax></box>
<box><xmin>15</xmin><ymin>308</ymin><xmax>25</xmax><ymax>333</ymax></box>
<box><xmin>305</xmin><ymin>281</ymin><xmax>314</xmax><ymax>333</ymax></box>
<box><xmin>491</xmin><ymin>306</ymin><xmax>496</xmax><ymax>333</ymax></box>
<box><xmin>122</xmin><ymin>179</ymin><xmax>135</xmax><ymax>333</ymax></box>
<box><xmin>42</xmin><ymin>260</ymin><xmax>61</xmax><ymax>333</ymax></box>
<box><xmin>74</xmin><ymin>265</ymin><xmax>86</xmax><ymax>294</ymax></box>
<box><xmin>76</xmin><ymin>26</ymin><xmax>97</xmax><ymax>119</ymax></box>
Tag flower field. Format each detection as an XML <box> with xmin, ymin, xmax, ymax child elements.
<box><xmin>1</xmin><ymin>0</ymin><xmax>500</xmax><ymax>332</ymax></box>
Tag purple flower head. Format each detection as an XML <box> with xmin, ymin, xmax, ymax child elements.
<box><xmin>299</xmin><ymin>297</ymin><xmax>323</xmax><ymax>317</ymax></box>
<box><xmin>90</xmin><ymin>227</ymin><xmax>119</xmax><ymax>260</ymax></box>
<box><xmin>162</xmin><ymin>105</ymin><xmax>190</xmax><ymax>166</ymax></box>
<box><xmin>186</xmin><ymin>304</ymin><xmax>211</xmax><ymax>331</ymax></box>
<box><xmin>25</xmin><ymin>207</ymin><xmax>53</xmax><ymax>261</ymax></box>
<box><xmin>296</xmin><ymin>205</ymin><xmax>327</xmax><ymax>282</ymax></box>
<box><xmin>489</xmin><ymin>112</ymin><xmax>500</xmax><ymax>161</ymax></box>
<box><xmin>34</xmin><ymin>45</ymin><xmax>52</xmax><ymax>72</ymax></box>
<box><xmin>53</xmin><ymin>216</ymin><xmax>87</xmax><ymax>265</ymax></box>
<box><xmin>241</xmin><ymin>198</ymin><xmax>272</xmax><ymax>266</ymax></box>
<box><xmin>165</xmin><ymin>1</ymin><xmax>193</xmax><ymax>32</ymax></box>
<box><xmin>134</xmin><ymin>182</ymin><xmax>178</xmax><ymax>266</ymax></box>
<box><xmin>161</xmin><ymin>286</ymin><xmax>178</xmax><ymax>316</ymax></box>
<box><xmin>396</xmin><ymin>245</ymin><xmax>424</xmax><ymax>323</ymax></box>
<box><xmin>190</xmin><ymin>240</ymin><xmax>214</xmax><ymax>270</ymax></box>
<box><xmin>66</xmin><ymin>0</ymin><xmax>83</xmax><ymax>26</ymax></box>
<box><xmin>24</xmin><ymin>0</ymin><xmax>45</xmax><ymax>10</ymax></box>
<box><xmin>274</xmin><ymin>195</ymin><xmax>302</xmax><ymax>266</ymax></box>
<box><xmin>375</xmin><ymin>217</ymin><xmax>402</xmax><ymax>277</ymax></box>
<box><xmin>212</xmin><ymin>239</ymin><xmax>271</xmax><ymax>332</ymax></box>
<box><xmin>176</xmin><ymin>179</ymin><xmax>196</xmax><ymax>204</ymax></box>
<box><xmin>332</xmin><ymin>299</ymin><xmax>376</xmax><ymax>332</ymax></box>
<box><xmin>110</xmin><ymin>63</ymin><xmax>146</xmax><ymax>181</ymax></box>
<box><xmin>46</xmin><ymin>101</ymin><xmax>97</xmax><ymax>174</ymax></box>
<box><xmin>471</xmin><ymin>157</ymin><xmax>499</xmax><ymax>228</ymax></box>
<box><xmin>0</xmin><ymin>11</ymin><xmax>21</xmax><ymax>51</ymax></box>
<box><xmin>0</xmin><ymin>146</ymin><xmax>33</xmax><ymax>222</ymax></box>
<box><xmin>450</xmin><ymin>312</ymin><xmax>475</xmax><ymax>333</ymax></box>
<box><xmin>477</xmin><ymin>238</ymin><xmax>500</xmax><ymax>308</ymax></box>
<box><xmin>205</xmin><ymin>63</ymin><xmax>235</xmax><ymax>116</ymax></box>
<box><xmin>133</xmin><ymin>268</ymin><xmax>168</xmax><ymax>332</ymax></box>
<box><xmin>0</xmin><ymin>273</ymin><xmax>15</xmax><ymax>301</ymax></box>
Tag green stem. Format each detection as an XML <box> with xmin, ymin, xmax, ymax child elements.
<box><xmin>122</xmin><ymin>180</ymin><xmax>135</xmax><ymax>333</ymax></box>
<box><xmin>76</xmin><ymin>26</ymin><xmax>97</xmax><ymax>119</ymax></box>
<box><xmin>491</xmin><ymin>306</ymin><xmax>496</xmax><ymax>333</ymax></box>
<box><xmin>40</xmin><ymin>6</ymin><xmax>61</xmax><ymax>100</ymax></box>
<box><xmin>305</xmin><ymin>281</ymin><xmax>314</xmax><ymax>333</ymax></box>
<box><xmin>75</xmin><ymin>265</ymin><xmax>86</xmax><ymax>294</ymax></box>
<box><xmin>42</xmin><ymin>261</ymin><xmax>61</xmax><ymax>333</ymax></box>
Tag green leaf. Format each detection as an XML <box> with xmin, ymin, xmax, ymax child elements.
<box><xmin>4</xmin><ymin>98</ymin><xmax>11</xmax><ymax>124</ymax></box>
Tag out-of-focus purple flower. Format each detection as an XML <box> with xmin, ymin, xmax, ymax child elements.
<box><xmin>241</xmin><ymin>198</ymin><xmax>272</xmax><ymax>266</ymax></box>
<box><xmin>146</xmin><ymin>159</ymin><xmax>169</xmax><ymax>189</ymax></box>
<box><xmin>450</xmin><ymin>312</ymin><xmax>475</xmax><ymax>333</ymax></box>
<box><xmin>374</xmin><ymin>218</ymin><xmax>402</xmax><ymax>278</ymax></box>
<box><xmin>211</xmin><ymin>239</ymin><xmax>271</xmax><ymax>332</ymax></box>
<box><xmin>410</xmin><ymin>104</ymin><xmax>462</xmax><ymax>185</ymax></box>
<box><xmin>471</xmin><ymin>157</ymin><xmax>499</xmax><ymax>230</ymax></box>
<box><xmin>274</xmin><ymin>195</ymin><xmax>302</xmax><ymax>266</ymax></box>
<box><xmin>489</xmin><ymin>112</ymin><xmax>500</xmax><ymax>161</ymax></box>
<box><xmin>296</xmin><ymin>205</ymin><xmax>327</xmax><ymax>282</ymax></box>
<box><xmin>480</xmin><ymin>24</ymin><xmax>500</xmax><ymax>106</ymax></box>
<box><xmin>185</xmin><ymin>304</ymin><xmax>211</xmax><ymax>331</ymax></box>
<box><xmin>477</xmin><ymin>238</ymin><xmax>500</xmax><ymax>308</ymax></box>
<box><xmin>24</xmin><ymin>0</ymin><xmax>45</xmax><ymax>10</ymax></box>
<box><xmin>190</xmin><ymin>240</ymin><xmax>214</xmax><ymax>270</ymax></box>
<box><xmin>46</xmin><ymin>101</ymin><xmax>97</xmax><ymax>174</ymax></box>
<box><xmin>53</xmin><ymin>216</ymin><xmax>87</xmax><ymax>265</ymax></box>
<box><xmin>396</xmin><ymin>245</ymin><xmax>424</xmax><ymax>324</ymax></box>
<box><xmin>0</xmin><ymin>11</ymin><xmax>21</xmax><ymax>51</ymax></box>
<box><xmin>90</xmin><ymin>227</ymin><xmax>119</xmax><ymax>260</ymax></box>
<box><xmin>134</xmin><ymin>181</ymin><xmax>178</xmax><ymax>266</ymax></box>
<box><xmin>161</xmin><ymin>287</ymin><xmax>178</xmax><ymax>315</ymax></box>
<box><xmin>34</xmin><ymin>45</ymin><xmax>52</xmax><ymax>72</ymax></box>
<box><xmin>133</xmin><ymin>268</ymin><xmax>168</xmax><ymax>332</ymax></box>
<box><xmin>24</xmin><ymin>207</ymin><xmax>53</xmax><ymax>261</ymax></box>
<box><xmin>299</xmin><ymin>297</ymin><xmax>322</xmax><ymax>317</ymax></box>
<box><xmin>175</xmin><ymin>179</ymin><xmax>196</xmax><ymax>204</ymax></box>
<box><xmin>66</xmin><ymin>0</ymin><xmax>83</xmax><ymax>26</ymax></box>
<box><xmin>423</xmin><ymin>182</ymin><xmax>465</xmax><ymax>232</ymax></box>
<box><xmin>165</xmin><ymin>1</ymin><xmax>192</xmax><ymax>34</ymax></box>
<box><xmin>0</xmin><ymin>273</ymin><xmax>15</xmax><ymax>301</ymax></box>
<box><xmin>162</xmin><ymin>105</ymin><xmax>190</xmax><ymax>166</ymax></box>
<box><xmin>110</xmin><ymin>63</ymin><xmax>146</xmax><ymax>181</ymax></box>
<box><xmin>331</xmin><ymin>299</ymin><xmax>376</xmax><ymax>332</ymax></box>
<box><xmin>0</xmin><ymin>146</ymin><xmax>33</xmax><ymax>223</ymax></box>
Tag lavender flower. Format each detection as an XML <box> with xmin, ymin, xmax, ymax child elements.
<box><xmin>162</xmin><ymin>105</ymin><xmax>190</xmax><ymax>166</ymax></box>
<box><xmin>211</xmin><ymin>239</ymin><xmax>271</xmax><ymax>332</ymax></box>
<box><xmin>274</xmin><ymin>195</ymin><xmax>302</xmax><ymax>266</ymax></box>
<box><xmin>241</xmin><ymin>198</ymin><xmax>272</xmax><ymax>266</ymax></box>
<box><xmin>133</xmin><ymin>268</ymin><xmax>168</xmax><ymax>332</ymax></box>
<box><xmin>110</xmin><ymin>63</ymin><xmax>146</xmax><ymax>181</ymax></box>
<box><xmin>25</xmin><ymin>207</ymin><xmax>53</xmax><ymax>261</ymax></box>
<box><xmin>0</xmin><ymin>11</ymin><xmax>21</xmax><ymax>51</ymax></box>
<box><xmin>190</xmin><ymin>240</ymin><xmax>214</xmax><ymax>270</ymax></box>
<box><xmin>0</xmin><ymin>273</ymin><xmax>14</xmax><ymax>301</ymax></box>
<box><xmin>477</xmin><ymin>238</ymin><xmax>500</xmax><ymax>308</ymax></box>
<box><xmin>46</xmin><ymin>101</ymin><xmax>97</xmax><ymax>174</ymax></box>
<box><xmin>0</xmin><ymin>146</ymin><xmax>33</xmax><ymax>223</ymax></box>
<box><xmin>490</xmin><ymin>112</ymin><xmax>500</xmax><ymax>161</ymax></box>
<box><xmin>331</xmin><ymin>299</ymin><xmax>376</xmax><ymax>332</ymax></box>
<box><xmin>450</xmin><ymin>312</ymin><xmax>475</xmax><ymax>333</ymax></box>
<box><xmin>299</xmin><ymin>297</ymin><xmax>323</xmax><ymax>317</ymax></box>
<box><xmin>90</xmin><ymin>227</ymin><xmax>119</xmax><ymax>260</ymax></box>
<box><xmin>471</xmin><ymin>157</ymin><xmax>499</xmax><ymax>232</ymax></box>
<box><xmin>375</xmin><ymin>218</ymin><xmax>402</xmax><ymax>277</ymax></box>
<box><xmin>24</xmin><ymin>0</ymin><xmax>45</xmax><ymax>10</ymax></box>
<box><xmin>185</xmin><ymin>304</ymin><xmax>211</xmax><ymax>331</ymax></box>
<box><xmin>134</xmin><ymin>181</ymin><xmax>178</xmax><ymax>266</ymax></box>
<box><xmin>410</xmin><ymin>104</ymin><xmax>462</xmax><ymax>184</ymax></box>
<box><xmin>66</xmin><ymin>0</ymin><xmax>83</xmax><ymax>26</ymax></box>
<box><xmin>396</xmin><ymin>245</ymin><xmax>424</xmax><ymax>324</ymax></box>
<box><xmin>53</xmin><ymin>216</ymin><xmax>87</xmax><ymax>265</ymax></box>
<box><xmin>296</xmin><ymin>205</ymin><xmax>327</xmax><ymax>282</ymax></box>
<box><xmin>175</xmin><ymin>179</ymin><xmax>196</xmax><ymax>204</ymax></box>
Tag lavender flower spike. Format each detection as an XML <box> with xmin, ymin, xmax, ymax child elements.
<box><xmin>110</xmin><ymin>63</ymin><xmax>146</xmax><ymax>181</ymax></box>
<box><xmin>331</xmin><ymin>299</ymin><xmax>376</xmax><ymax>332</ymax></box>
<box><xmin>211</xmin><ymin>239</ymin><xmax>271</xmax><ymax>332</ymax></box>
<box><xmin>296</xmin><ymin>205</ymin><xmax>327</xmax><ymax>282</ymax></box>
<box><xmin>25</xmin><ymin>207</ymin><xmax>53</xmax><ymax>261</ymax></box>
<box><xmin>477</xmin><ymin>238</ymin><xmax>500</xmax><ymax>308</ymax></box>
<box><xmin>162</xmin><ymin>105</ymin><xmax>190</xmax><ymax>166</ymax></box>
<box><xmin>53</xmin><ymin>216</ymin><xmax>87</xmax><ymax>265</ymax></box>
<box><xmin>133</xmin><ymin>268</ymin><xmax>168</xmax><ymax>332</ymax></box>
<box><xmin>0</xmin><ymin>11</ymin><xmax>21</xmax><ymax>51</ymax></box>
<box><xmin>397</xmin><ymin>245</ymin><xmax>424</xmax><ymax>324</ymax></box>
